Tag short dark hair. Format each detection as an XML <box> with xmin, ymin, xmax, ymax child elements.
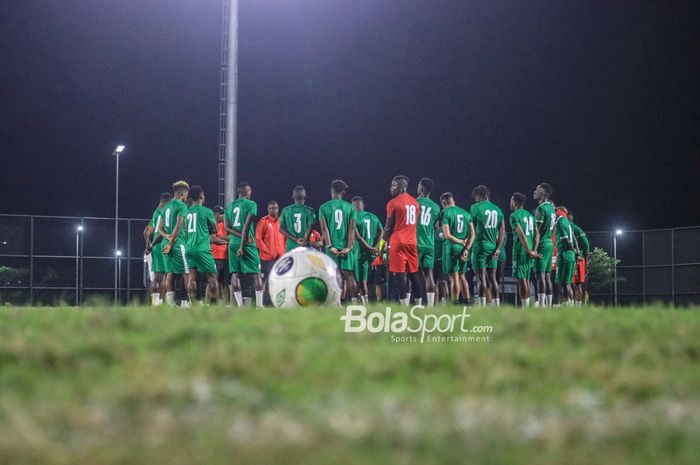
<box><xmin>472</xmin><ymin>185</ymin><xmax>489</xmax><ymax>200</ymax></box>
<box><xmin>160</xmin><ymin>192</ymin><xmax>173</xmax><ymax>202</ymax></box>
<box><xmin>351</xmin><ymin>195</ymin><xmax>363</xmax><ymax>202</ymax></box>
<box><xmin>331</xmin><ymin>179</ymin><xmax>348</xmax><ymax>193</ymax></box>
<box><xmin>568</xmin><ymin>211</ymin><xmax>575</xmax><ymax>221</ymax></box>
<box><xmin>268</xmin><ymin>200</ymin><xmax>279</xmax><ymax>206</ymax></box>
<box><xmin>419</xmin><ymin>178</ymin><xmax>434</xmax><ymax>193</ymax></box>
<box><xmin>539</xmin><ymin>183</ymin><xmax>553</xmax><ymax>196</ymax></box>
<box><xmin>512</xmin><ymin>192</ymin><xmax>526</xmax><ymax>207</ymax></box>
<box><xmin>439</xmin><ymin>192</ymin><xmax>454</xmax><ymax>204</ymax></box>
<box><xmin>189</xmin><ymin>185</ymin><xmax>203</xmax><ymax>201</ymax></box>
<box><xmin>293</xmin><ymin>185</ymin><xmax>305</xmax><ymax>194</ymax></box>
<box><xmin>213</xmin><ymin>205</ymin><xmax>224</xmax><ymax>214</ymax></box>
<box><xmin>237</xmin><ymin>182</ymin><xmax>250</xmax><ymax>195</ymax></box>
<box><xmin>393</xmin><ymin>175</ymin><xmax>409</xmax><ymax>183</ymax></box>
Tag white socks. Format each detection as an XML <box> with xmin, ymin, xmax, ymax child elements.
<box><xmin>492</xmin><ymin>298</ymin><xmax>500</xmax><ymax>307</ymax></box>
<box><xmin>165</xmin><ymin>292</ymin><xmax>176</xmax><ymax>306</ymax></box>
<box><xmin>479</xmin><ymin>297</ymin><xmax>487</xmax><ymax>307</ymax></box>
<box><xmin>574</xmin><ymin>300</ymin><xmax>582</xmax><ymax>307</ymax></box>
<box><xmin>406</xmin><ymin>292</ymin><xmax>411</xmax><ymax>302</ymax></box>
<box><xmin>351</xmin><ymin>297</ymin><xmax>358</xmax><ymax>304</ymax></box>
<box><xmin>415</xmin><ymin>297</ymin><xmax>422</xmax><ymax>306</ymax></box>
<box><xmin>537</xmin><ymin>294</ymin><xmax>546</xmax><ymax>306</ymax></box>
<box><xmin>232</xmin><ymin>291</ymin><xmax>243</xmax><ymax>307</ymax></box>
<box><xmin>522</xmin><ymin>297</ymin><xmax>530</xmax><ymax>307</ymax></box>
<box><xmin>255</xmin><ymin>290</ymin><xmax>264</xmax><ymax>308</ymax></box>
<box><xmin>400</xmin><ymin>298</ymin><xmax>410</xmax><ymax>307</ymax></box>
<box><xmin>152</xmin><ymin>293</ymin><xmax>161</xmax><ymax>305</ymax></box>
<box><xmin>427</xmin><ymin>292</ymin><xmax>435</xmax><ymax>307</ymax></box>
<box><xmin>545</xmin><ymin>295</ymin><xmax>553</xmax><ymax>307</ymax></box>
<box><xmin>360</xmin><ymin>295</ymin><xmax>368</xmax><ymax>305</ymax></box>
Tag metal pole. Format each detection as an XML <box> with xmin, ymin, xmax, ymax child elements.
<box><xmin>671</xmin><ymin>229</ymin><xmax>675</xmax><ymax>306</ymax></box>
<box><xmin>115</xmin><ymin>152</ymin><xmax>119</xmax><ymax>305</ymax></box>
<box><xmin>613</xmin><ymin>233</ymin><xmax>618</xmax><ymax>307</ymax></box>
<box><xmin>224</xmin><ymin>0</ymin><xmax>238</xmax><ymax>204</ymax></box>
<box><xmin>79</xmin><ymin>219</ymin><xmax>84</xmax><ymax>304</ymax></box>
<box><xmin>29</xmin><ymin>216</ymin><xmax>34</xmax><ymax>305</ymax></box>
<box><xmin>75</xmin><ymin>231</ymin><xmax>79</xmax><ymax>306</ymax></box>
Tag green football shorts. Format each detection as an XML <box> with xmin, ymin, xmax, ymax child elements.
<box><xmin>443</xmin><ymin>242</ymin><xmax>468</xmax><ymax>274</ymax></box>
<box><xmin>326</xmin><ymin>246</ymin><xmax>356</xmax><ymax>272</ymax></box>
<box><xmin>186</xmin><ymin>249</ymin><xmax>217</xmax><ymax>274</ymax></box>
<box><xmin>511</xmin><ymin>248</ymin><xmax>532</xmax><ymax>279</ymax></box>
<box><xmin>355</xmin><ymin>251</ymin><xmax>373</xmax><ymax>282</ymax></box>
<box><xmin>151</xmin><ymin>242</ymin><xmax>166</xmax><ymax>274</ymax></box>
<box><xmin>229</xmin><ymin>242</ymin><xmax>261</xmax><ymax>274</ymax></box>
<box><xmin>533</xmin><ymin>240</ymin><xmax>554</xmax><ymax>273</ymax></box>
<box><xmin>417</xmin><ymin>245</ymin><xmax>435</xmax><ymax>269</ymax></box>
<box><xmin>471</xmin><ymin>241</ymin><xmax>497</xmax><ymax>270</ymax></box>
<box><xmin>164</xmin><ymin>242</ymin><xmax>188</xmax><ymax>274</ymax></box>
<box><xmin>556</xmin><ymin>258</ymin><xmax>575</xmax><ymax>285</ymax></box>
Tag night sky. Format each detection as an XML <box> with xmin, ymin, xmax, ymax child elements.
<box><xmin>1</xmin><ymin>0</ymin><xmax>698</xmax><ymax>231</ymax></box>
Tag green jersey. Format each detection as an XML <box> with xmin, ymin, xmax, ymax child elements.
<box><xmin>318</xmin><ymin>199</ymin><xmax>356</xmax><ymax>249</ymax></box>
<box><xmin>416</xmin><ymin>197</ymin><xmax>440</xmax><ymax>249</ymax></box>
<box><xmin>225</xmin><ymin>198</ymin><xmax>258</xmax><ymax>246</ymax></box>
<box><xmin>509</xmin><ymin>208</ymin><xmax>536</xmax><ymax>253</ymax></box>
<box><xmin>441</xmin><ymin>205</ymin><xmax>471</xmax><ymax>241</ymax></box>
<box><xmin>280</xmin><ymin>203</ymin><xmax>317</xmax><ymax>250</ymax></box>
<box><xmin>149</xmin><ymin>206</ymin><xmax>165</xmax><ymax>242</ymax></box>
<box><xmin>572</xmin><ymin>223</ymin><xmax>590</xmax><ymax>255</ymax></box>
<box><xmin>186</xmin><ymin>204</ymin><xmax>216</xmax><ymax>252</ymax></box>
<box><xmin>355</xmin><ymin>211</ymin><xmax>382</xmax><ymax>252</ymax></box>
<box><xmin>555</xmin><ymin>216</ymin><xmax>576</xmax><ymax>261</ymax></box>
<box><xmin>470</xmin><ymin>200</ymin><xmax>503</xmax><ymax>245</ymax></box>
<box><xmin>535</xmin><ymin>201</ymin><xmax>556</xmax><ymax>244</ymax></box>
<box><xmin>162</xmin><ymin>198</ymin><xmax>188</xmax><ymax>245</ymax></box>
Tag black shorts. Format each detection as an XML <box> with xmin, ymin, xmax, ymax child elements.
<box><xmin>215</xmin><ymin>259</ymin><xmax>230</xmax><ymax>285</ymax></box>
<box><xmin>370</xmin><ymin>265</ymin><xmax>387</xmax><ymax>285</ymax></box>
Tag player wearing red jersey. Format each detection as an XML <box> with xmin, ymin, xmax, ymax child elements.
<box><xmin>381</xmin><ymin>175</ymin><xmax>425</xmax><ymax>306</ymax></box>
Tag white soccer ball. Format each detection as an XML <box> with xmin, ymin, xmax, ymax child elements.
<box><xmin>267</xmin><ymin>247</ymin><xmax>342</xmax><ymax>308</ymax></box>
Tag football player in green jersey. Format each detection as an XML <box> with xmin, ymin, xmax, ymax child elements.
<box><xmin>319</xmin><ymin>179</ymin><xmax>358</xmax><ymax>303</ymax></box>
<box><xmin>416</xmin><ymin>178</ymin><xmax>441</xmax><ymax>307</ymax></box>
<box><xmin>224</xmin><ymin>182</ymin><xmax>264</xmax><ymax>308</ymax></box>
<box><xmin>533</xmin><ymin>182</ymin><xmax>556</xmax><ymax>307</ymax></box>
<box><xmin>144</xmin><ymin>192</ymin><xmax>172</xmax><ymax>305</ymax></box>
<box><xmin>352</xmin><ymin>196</ymin><xmax>383</xmax><ymax>305</ymax></box>
<box><xmin>158</xmin><ymin>180</ymin><xmax>190</xmax><ymax>306</ymax></box>
<box><xmin>554</xmin><ymin>206</ymin><xmax>577</xmax><ymax>306</ymax></box>
<box><xmin>279</xmin><ymin>185</ymin><xmax>316</xmax><ymax>251</ymax></box>
<box><xmin>439</xmin><ymin>192</ymin><xmax>474</xmax><ymax>304</ymax></box>
<box><xmin>185</xmin><ymin>186</ymin><xmax>219</xmax><ymax>304</ymax></box>
<box><xmin>470</xmin><ymin>185</ymin><xmax>506</xmax><ymax>306</ymax></box>
<box><xmin>509</xmin><ymin>193</ymin><xmax>541</xmax><ymax>307</ymax></box>
<box><xmin>568</xmin><ymin>211</ymin><xmax>589</xmax><ymax>306</ymax></box>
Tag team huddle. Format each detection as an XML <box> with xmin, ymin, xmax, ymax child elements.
<box><xmin>144</xmin><ymin>177</ymin><xmax>590</xmax><ymax>308</ymax></box>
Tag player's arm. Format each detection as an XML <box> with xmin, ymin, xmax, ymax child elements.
<box><xmin>163</xmin><ymin>215</ymin><xmax>184</xmax><ymax>254</ymax></box>
<box><xmin>461</xmin><ymin>223</ymin><xmax>476</xmax><ymax>261</ymax></box>
<box><xmin>532</xmin><ymin>226</ymin><xmax>541</xmax><ymax>257</ymax></box>
<box><xmin>143</xmin><ymin>224</ymin><xmax>154</xmax><ymax>253</ymax></box>
<box><xmin>342</xmin><ymin>218</ymin><xmax>356</xmax><ymax>254</ymax></box>
<box><xmin>515</xmin><ymin>224</ymin><xmax>537</xmax><ymax>258</ymax></box>
<box><xmin>371</xmin><ymin>224</ymin><xmax>384</xmax><ymax>254</ymax></box>
<box><xmin>492</xmin><ymin>219</ymin><xmax>506</xmax><ymax>260</ymax></box>
<box><xmin>354</xmin><ymin>227</ymin><xmax>372</xmax><ymax>252</ymax></box>
<box><xmin>224</xmin><ymin>217</ymin><xmax>242</xmax><ymax>238</ymax></box>
<box><xmin>237</xmin><ymin>214</ymin><xmax>256</xmax><ymax>256</ymax></box>
<box><xmin>157</xmin><ymin>222</ymin><xmax>171</xmax><ymax>242</ymax></box>
<box><xmin>319</xmin><ymin>217</ymin><xmax>335</xmax><ymax>254</ymax></box>
<box><xmin>558</xmin><ymin>222</ymin><xmax>575</xmax><ymax>252</ymax></box>
<box><xmin>278</xmin><ymin>222</ymin><xmax>296</xmax><ymax>242</ymax></box>
<box><xmin>441</xmin><ymin>223</ymin><xmax>463</xmax><ymax>245</ymax></box>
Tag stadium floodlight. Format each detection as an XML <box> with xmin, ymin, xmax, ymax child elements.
<box><xmin>115</xmin><ymin>250</ymin><xmax>123</xmax><ymax>257</ymax></box>
<box><xmin>113</xmin><ymin>144</ymin><xmax>126</xmax><ymax>155</ymax></box>
<box><xmin>613</xmin><ymin>229</ymin><xmax>624</xmax><ymax>307</ymax></box>
<box><xmin>615</xmin><ymin>229</ymin><xmax>623</xmax><ymax>236</ymax></box>
<box><xmin>112</xmin><ymin>144</ymin><xmax>126</xmax><ymax>305</ymax></box>
<box><xmin>77</xmin><ymin>225</ymin><xmax>84</xmax><ymax>232</ymax></box>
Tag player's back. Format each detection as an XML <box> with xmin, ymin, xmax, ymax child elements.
<box><xmin>225</xmin><ymin>198</ymin><xmax>257</xmax><ymax>243</ymax></box>
<box><xmin>163</xmin><ymin>199</ymin><xmax>188</xmax><ymax>243</ymax></box>
<box><xmin>510</xmin><ymin>208</ymin><xmax>535</xmax><ymax>249</ymax></box>
<box><xmin>441</xmin><ymin>205</ymin><xmax>471</xmax><ymax>240</ymax></box>
<box><xmin>356</xmin><ymin>210</ymin><xmax>381</xmax><ymax>245</ymax></box>
<box><xmin>416</xmin><ymin>197</ymin><xmax>440</xmax><ymax>249</ymax></box>
<box><xmin>535</xmin><ymin>201</ymin><xmax>556</xmax><ymax>243</ymax></box>
<box><xmin>470</xmin><ymin>200</ymin><xmax>503</xmax><ymax>245</ymax></box>
<box><xmin>387</xmin><ymin>192</ymin><xmax>419</xmax><ymax>245</ymax></box>
<box><xmin>186</xmin><ymin>204</ymin><xmax>215</xmax><ymax>251</ymax></box>
<box><xmin>319</xmin><ymin>199</ymin><xmax>355</xmax><ymax>248</ymax></box>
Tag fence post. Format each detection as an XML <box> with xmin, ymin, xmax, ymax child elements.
<box><xmin>127</xmin><ymin>219</ymin><xmax>131</xmax><ymax>303</ymax></box>
<box><xmin>642</xmin><ymin>231</ymin><xmax>646</xmax><ymax>305</ymax></box>
<box><xmin>29</xmin><ymin>216</ymin><xmax>34</xmax><ymax>305</ymax></box>
<box><xmin>671</xmin><ymin>228</ymin><xmax>675</xmax><ymax>306</ymax></box>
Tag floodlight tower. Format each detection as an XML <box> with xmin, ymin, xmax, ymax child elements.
<box><xmin>113</xmin><ymin>144</ymin><xmax>126</xmax><ymax>304</ymax></box>
<box><xmin>219</xmin><ymin>0</ymin><xmax>239</xmax><ymax>207</ymax></box>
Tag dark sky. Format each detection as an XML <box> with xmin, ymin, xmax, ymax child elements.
<box><xmin>1</xmin><ymin>0</ymin><xmax>698</xmax><ymax>230</ymax></box>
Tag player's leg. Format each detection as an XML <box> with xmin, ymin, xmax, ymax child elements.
<box><xmin>487</xmin><ymin>266</ymin><xmax>500</xmax><ymax>306</ymax></box>
<box><xmin>205</xmin><ymin>273</ymin><xmax>219</xmax><ymax>304</ymax></box>
<box><xmin>230</xmin><ymin>272</ymin><xmax>244</xmax><ymax>307</ymax></box>
<box><xmin>419</xmin><ymin>246</ymin><xmax>435</xmax><ymax>307</ymax></box>
<box><xmin>187</xmin><ymin>267</ymin><xmax>199</xmax><ymax>304</ymax></box>
<box><xmin>405</xmin><ymin>244</ymin><xmax>423</xmax><ymax>305</ymax></box>
<box><xmin>251</xmin><ymin>272</ymin><xmax>264</xmax><ymax>308</ymax></box>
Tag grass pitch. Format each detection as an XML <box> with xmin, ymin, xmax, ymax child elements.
<box><xmin>0</xmin><ymin>305</ymin><xmax>699</xmax><ymax>465</ymax></box>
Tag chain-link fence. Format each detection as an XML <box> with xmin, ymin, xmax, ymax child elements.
<box><xmin>1</xmin><ymin>214</ymin><xmax>699</xmax><ymax>306</ymax></box>
<box><xmin>0</xmin><ymin>214</ymin><xmax>149</xmax><ymax>305</ymax></box>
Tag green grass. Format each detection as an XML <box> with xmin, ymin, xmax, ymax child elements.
<box><xmin>1</xmin><ymin>305</ymin><xmax>699</xmax><ymax>465</ymax></box>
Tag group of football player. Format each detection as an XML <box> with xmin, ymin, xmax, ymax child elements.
<box><xmin>144</xmin><ymin>177</ymin><xmax>589</xmax><ymax>307</ymax></box>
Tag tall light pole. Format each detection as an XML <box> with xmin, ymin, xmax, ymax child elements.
<box><xmin>222</xmin><ymin>0</ymin><xmax>238</xmax><ymax>205</ymax></box>
<box><xmin>613</xmin><ymin>229</ymin><xmax>623</xmax><ymax>307</ymax></box>
<box><xmin>113</xmin><ymin>144</ymin><xmax>126</xmax><ymax>305</ymax></box>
